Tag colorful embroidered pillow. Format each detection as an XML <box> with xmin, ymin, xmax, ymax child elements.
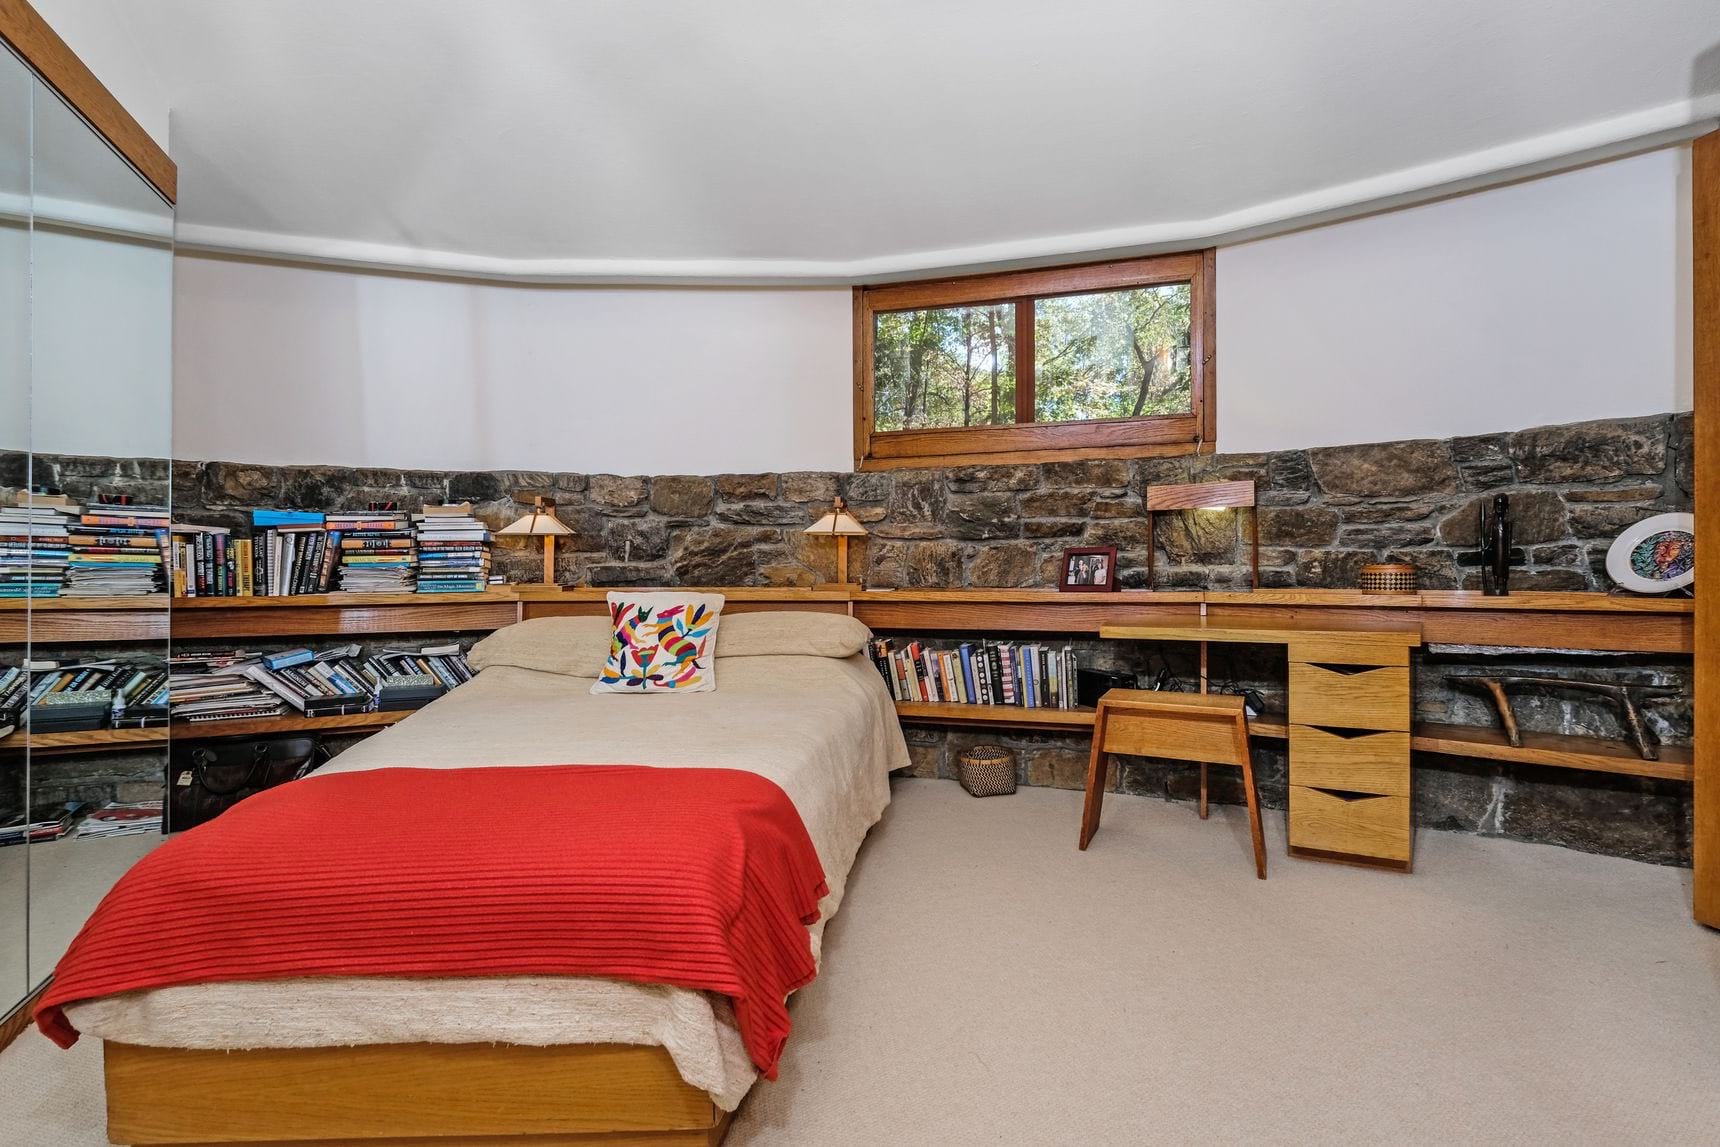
<box><xmin>591</xmin><ymin>592</ymin><xmax>724</xmax><ymax>694</ymax></box>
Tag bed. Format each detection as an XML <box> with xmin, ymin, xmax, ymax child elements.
<box><xmin>48</xmin><ymin>609</ymin><xmax>907</xmax><ymax>1147</ymax></box>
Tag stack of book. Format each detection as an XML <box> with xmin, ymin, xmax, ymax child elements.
<box><xmin>72</xmin><ymin>799</ymin><xmax>163</xmax><ymax>839</ymax></box>
<box><xmin>0</xmin><ymin>801</ymin><xmax>87</xmax><ymax>846</ymax></box>
<box><xmin>0</xmin><ymin>665</ymin><xmax>25</xmax><ymax>738</ymax></box>
<box><xmin>331</xmin><ymin>508</ymin><xmax>417</xmax><ymax>593</ymax></box>
<box><xmin>870</xmin><ymin>638</ymin><xmax>1078</xmax><ymax>709</ymax></box>
<box><xmin>0</xmin><ymin>496</ymin><xmax>74</xmax><ymax>598</ymax></box>
<box><xmin>168</xmin><ymin>650</ymin><xmax>284</xmax><ymax>723</ymax></box>
<box><xmin>25</xmin><ymin>660</ymin><xmax>171</xmax><ymax>732</ymax></box>
<box><xmin>253</xmin><ymin>510</ymin><xmax>339</xmax><ymax>596</ymax></box>
<box><xmin>170</xmin><ymin>524</ymin><xmax>253</xmax><ymax>597</ymax></box>
<box><xmin>67</xmin><ymin>501</ymin><xmax>169</xmax><ymax>596</ymax></box>
<box><xmin>243</xmin><ymin>646</ymin><xmax>372</xmax><ymax>715</ymax></box>
<box><xmin>413</xmin><ymin>504</ymin><xmax>491</xmax><ymax>593</ymax></box>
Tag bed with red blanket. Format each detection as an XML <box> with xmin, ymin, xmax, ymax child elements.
<box><xmin>45</xmin><ymin>611</ymin><xmax>907</xmax><ymax>1147</ymax></box>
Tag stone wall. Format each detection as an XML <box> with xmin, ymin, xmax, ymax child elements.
<box><xmin>3</xmin><ymin>412</ymin><xmax>1697</xmax><ymax>863</ymax></box>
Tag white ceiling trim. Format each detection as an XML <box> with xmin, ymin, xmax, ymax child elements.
<box><xmin>173</xmin><ymin>94</ymin><xmax>1720</xmax><ymax>287</ymax></box>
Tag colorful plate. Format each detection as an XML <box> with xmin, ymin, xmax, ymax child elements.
<box><xmin>1604</xmin><ymin>512</ymin><xmax>1694</xmax><ymax>594</ymax></box>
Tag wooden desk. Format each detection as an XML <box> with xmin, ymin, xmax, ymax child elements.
<box><xmin>1101</xmin><ymin>616</ymin><xmax>1422</xmax><ymax>871</ymax></box>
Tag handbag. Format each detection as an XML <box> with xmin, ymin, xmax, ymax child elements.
<box><xmin>166</xmin><ymin>735</ymin><xmax>328</xmax><ymax>833</ymax></box>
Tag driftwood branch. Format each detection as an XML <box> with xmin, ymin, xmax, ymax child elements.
<box><xmin>1446</xmin><ymin>675</ymin><xmax>1677</xmax><ymax>760</ymax></box>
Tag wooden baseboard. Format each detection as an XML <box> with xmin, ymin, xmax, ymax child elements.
<box><xmin>0</xmin><ymin>981</ymin><xmax>45</xmax><ymax>1053</ymax></box>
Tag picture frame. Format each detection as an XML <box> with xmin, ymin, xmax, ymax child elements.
<box><xmin>1059</xmin><ymin>546</ymin><xmax>1118</xmax><ymax>593</ymax></box>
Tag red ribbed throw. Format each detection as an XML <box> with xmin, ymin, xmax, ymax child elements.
<box><xmin>37</xmin><ymin>764</ymin><xmax>827</xmax><ymax>1078</ymax></box>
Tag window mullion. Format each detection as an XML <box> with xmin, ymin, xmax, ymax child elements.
<box><xmin>1015</xmin><ymin>297</ymin><xmax>1035</xmax><ymax>424</ymax></box>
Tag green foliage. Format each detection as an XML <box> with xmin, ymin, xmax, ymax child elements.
<box><xmin>872</xmin><ymin>284</ymin><xmax>1190</xmax><ymax>433</ymax></box>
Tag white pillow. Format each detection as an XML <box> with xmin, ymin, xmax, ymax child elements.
<box><xmin>590</xmin><ymin>592</ymin><xmax>724</xmax><ymax>694</ymax></box>
<box><xmin>715</xmin><ymin>611</ymin><xmax>871</xmax><ymax>659</ymax></box>
<box><xmin>467</xmin><ymin>616</ymin><xmax>613</xmax><ymax>677</ymax></box>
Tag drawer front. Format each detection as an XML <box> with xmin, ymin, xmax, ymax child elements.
<box><xmin>1289</xmin><ymin>662</ymin><xmax>1410</xmax><ymax>731</ymax></box>
<box><xmin>1289</xmin><ymin>784</ymin><xmax>1411</xmax><ymax>864</ymax></box>
<box><xmin>1287</xmin><ymin>635</ymin><xmax>1410</xmax><ymax>668</ymax></box>
<box><xmin>1289</xmin><ymin>724</ymin><xmax>1410</xmax><ymax>796</ymax></box>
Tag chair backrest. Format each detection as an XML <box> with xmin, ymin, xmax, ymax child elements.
<box><xmin>1096</xmin><ymin>691</ymin><xmax>1249</xmax><ymax>768</ymax></box>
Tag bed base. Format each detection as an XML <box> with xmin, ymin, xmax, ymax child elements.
<box><xmin>102</xmin><ymin>1040</ymin><xmax>731</xmax><ymax>1146</ymax></box>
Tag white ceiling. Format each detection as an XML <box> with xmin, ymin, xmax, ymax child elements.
<box><xmin>65</xmin><ymin>0</ymin><xmax>1720</xmax><ymax>282</ymax></box>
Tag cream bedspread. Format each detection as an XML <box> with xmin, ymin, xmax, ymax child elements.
<box><xmin>67</xmin><ymin>652</ymin><xmax>906</xmax><ymax>1111</ymax></box>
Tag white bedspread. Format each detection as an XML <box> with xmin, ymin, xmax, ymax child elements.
<box><xmin>67</xmin><ymin>652</ymin><xmax>906</xmax><ymax>1111</ymax></box>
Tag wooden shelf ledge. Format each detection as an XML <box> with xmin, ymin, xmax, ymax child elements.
<box><xmin>2</xmin><ymin>709</ymin><xmax>411</xmax><ymax>757</ymax></box>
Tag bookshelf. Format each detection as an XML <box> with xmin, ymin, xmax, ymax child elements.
<box><xmin>0</xmin><ymin>586</ymin><xmax>1694</xmax><ymax>781</ymax></box>
<box><xmin>3</xmin><ymin>710</ymin><xmax>412</xmax><ymax>758</ymax></box>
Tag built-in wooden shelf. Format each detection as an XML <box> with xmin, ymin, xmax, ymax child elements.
<box><xmin>1411</xmin><ymin>722</ymin><xmax>1692</xmax><ymax>782</ymax></box>
<box><xmin>3</xmin><ymin>709</ymin><xmax>411</xmax><ymax>757</ymax></box>
<box><xmin>894</xmin><ymin>702</ymin><xmax>1097</xmax><ymax>730</ymax></box>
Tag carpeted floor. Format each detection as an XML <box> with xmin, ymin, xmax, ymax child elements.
<box><xmin>4</xmin><ymin>778</ymin><xmax>1718</xmax><ymax>1144</ymax></box>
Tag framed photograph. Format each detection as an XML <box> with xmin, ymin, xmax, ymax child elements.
<box><xmin>1059</xmin><ymin>546</ymin><xmax>1117</xmax><ymax>593</ymax></box>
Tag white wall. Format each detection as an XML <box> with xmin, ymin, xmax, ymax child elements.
<box><xmin>1217</xmin><ymin>147</ymin><xmax>1692</xmax><ymax>453</ymax></box>
<box><xmin>172</xmin><ymin>261</ymin><xmax>853</xmax><ymax>472</ymax></box>
<box><xmin>30</xmin><ymin>0</ymin><xmax>171</xmax><ymax>145</ymax></box>
<box><xmin>172</xmin><ymin>147</ymin><xmax>1693</xmax><ymax>472</ymax></box>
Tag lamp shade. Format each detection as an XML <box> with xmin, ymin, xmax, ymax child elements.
<box><xmin>499</xmin><ymin>506</ymin><xmax>574</xmax><ymax>537</ymax></box>
<box><xmin>804</xmin><ymin>509</ymin><xmax>867</xmax><ymax>537</ymax></box>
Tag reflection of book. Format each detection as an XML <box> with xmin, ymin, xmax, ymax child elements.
<box><xmin>73</xmin><ymin>800</ymin><xmax>163</xmax><ymax>838</ymax></box>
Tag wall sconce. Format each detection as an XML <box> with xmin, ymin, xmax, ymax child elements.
<box><xmin>498</xmin><ymin>495</ymin><xmax>573</xmax><ymax>585</ymax></box>
<box><xmin>1144</xmin><ymin>480</ymin><xmax>1259</xmax><ymax>590</ymax></box>
<box><xmin>803</xmin><ymin>496</ymin><xmax>868</xmax><ymax>586</ymax></box>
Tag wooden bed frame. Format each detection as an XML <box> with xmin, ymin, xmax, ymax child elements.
<box><xmin>103</xmin><ymin>1040</ymin><xmax>732</xmax><ymax>1146</ymax></box>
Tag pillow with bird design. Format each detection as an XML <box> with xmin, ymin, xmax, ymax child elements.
<box><xmin>590</xmin><ymin>592</ymin><xmax>724</xmax><ymax>694</ymax></box>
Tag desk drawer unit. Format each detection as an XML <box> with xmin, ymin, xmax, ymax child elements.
<box><xmin>1286</xmin><ymin>639</ymin><xmax>1413</xmax><ymax>870</ymax></box>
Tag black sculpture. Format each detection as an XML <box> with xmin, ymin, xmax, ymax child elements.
<box><xmin>1457</xmin><ymin>493</ymin><xmax>1525</xmax><ymax>596</ymax></box>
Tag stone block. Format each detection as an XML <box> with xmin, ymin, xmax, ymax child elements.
<box><xmin>1438</xmin><ymin>489</ymin><xmax>1567</xmax><ymax>546</ymax></box>
<box><xmin>1670</xmin><ymin>410</ymin><xmax>1695</xmax><ymax>499</ymax></box>
<box><xmin>1561</xmin><ymin>484</ymin><xmax>1662</xmax><ymax>503</ymax></box>
<box><xmin>781</xmin><ymin>471</ymin><xmax>838</xmax><ymax>503</ymax></box>
<box><xmin>604</xmin><ymin>518</ymin><xmax>670</xmax><ymax>562</ymax></box>
<box><xmin>944</xmin><ymin>464</ymin><xmax>1040</xmax><ymax>492</ymax></box>
<box><xmin>967</xmin><ymin>543</ymin><xmax>1041</xmax><ymax>588</ymax></box>
<box><xmin>1042</xmin><ymin>459</ymin><xmax>1129</xmax><ymax>488</ymax></box>
<box><xmin>585</xmin><ymin>562</ymin><xmax>670</xmax><ymax>587</ymax></box>
<box><xmin>1294</xmin><ymin>548</ymin><xmax>1377</xmax><ymax>588</ymax></box>
<box><xmin>717</xmin><ymin>501</ymin><xmax>812</xmax><ymax>526</ymax></box>
<box><xmin>588</xmin><ymin>474</ymin><xmax>649</xmax><ymax>512</ymax></box>
<box><xmin>1023</xmin><ymin>519</ymin><xmax>1086</xmax><ymax>539</ymax></box>
<box><xmin>447</xmin><ymin>471</ymin><xmax>506</xmax><ymax>504</ymax></box>
<box><xmin>944</xmin><ymin>493</ymin><xmax>1021</xmax><ymax>540</ymax></box>
<box><xmin>867</xmin><ymin>540</ymin><xmax>964</xmax><ymax>588</ymax></box>
<box><xmin>1258</xmin><ymin>505</ymin><xmax>1339</xmax><ymax>547</ymax></box>
<box><xmin>1155</xmin><ymin>509</ymin><xmax>1237</xmax><ymax>562</ymax></box>
<box><xmin>1450</xmin><ymin>434</ymin><xmax>1515</xmax><ymax>489</ymax></box>
<box><xmin>841</xmin><ymin>471</ymin><xmax>893</xmax><ymax>504</ymax></box>
<box><xmin>649</xmin><ymin>475</ymin><xmax>715</xmax><ymax>518</ymax></box>
<box><xmin>1509</xmin><ymin>415</ymin><xmax>1668</xmax><ymax>483</ymax></box>
<box><xmin>1309</xmin><ymin>438</ymin><xmax>1458</xmax><ymax>498</ymax></box>
<box><xmin>203</xmin><ymin>461</ymin><xmax>283</xmax><ymax>506</ymax></box>
<box><xmin>1024</xmin><ymin>747</ymin><xmax>1091</xmax><ymax>790</ymax></box>
<box><xmin>668</xmin><ymin>525</ymin><xmax>777</xmax><ymax>584</ymax></box>
<box><xmin>1259</xmin><ymin>450</ymin><xmax>1314</xmax><ymax>505</ymax></box>
<box><xmin>1020</xmin><ymin>489</ymin><xmax>1095</xmax><ymax>518</ymax></box>
<box><xmin>1565</xmin><ymin>502</ymin><xmax>1655</xmax><ymax>540</ymax></box>
<box><xmin>1410</xmin><ymin>758</ymin><xmax>1500</xmax><ymax>833</ymax></box>
<box><xmin>1340</xmin><ymin>522</ymin><xmax>1437</xmax><ymax>549</ymax></box>
<box><xmin>1133</xmin><ymin>456</ymin><xmax>1193</xmax><ymax>489</ymax></box>
<box><xmin>1089</xmin><ymin>497</ymin><xmax>1141</xmax><ymax>519</ymax></box>
<box><xmin>885</xmin><ymin>470</ymin><xmax>943</xmax><ymax>524</ymax></box>
<box><xmin>1500</xmin><ymin>765</ymin><xmax>1689</xmax><ymax>866</ymax></box>
<box><xmin>1084</xmin><ymin>519</ymin><xmax>1153</xmax><ymax>549</ymax></box>
<box><xmin>716</xmin><ymin>473</ymin><xmax>777</xmax><ymax>500</ymax></box>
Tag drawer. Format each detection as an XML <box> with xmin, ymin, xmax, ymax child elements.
<box><xmin>1289</xmin><ymin>724</ymin><xmax>1410</xmax><ymax>796</ymax></box>
<box><xmin>1289</xmin><ymin>662</ymin><xmax>1410</xmax><ymax>731</ymax></box>
<box><xmin>1289</xmin><ymin>784</ymin><xmax>1412</xmax><ymax>865</ymax></box>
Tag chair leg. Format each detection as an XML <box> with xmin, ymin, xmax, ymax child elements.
<box><xmin>1078</xmin><ymin>709</ymin><xmax>1110</xmax><ymax>850</ymax></box>
<box><xmin>1199</xmin><ymin>763</ymin><xmax>1209</xmax><ymax>820</ymax></box>
<box><xmin>1235</xmin><ymin>719</ymin><xmax>1267</xmax><ymax>879</ymax></box>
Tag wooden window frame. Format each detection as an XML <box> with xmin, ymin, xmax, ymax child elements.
<box><xmin>853</xmin><ymin>251</ymin><xmax>1216</xmax><ymax>470</ymax></box>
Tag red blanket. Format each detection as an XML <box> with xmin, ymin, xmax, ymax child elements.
<box><xmin>37</xmin><ymin>764</ymin><xmax>827</xmax><ymax>1078</ymax></box>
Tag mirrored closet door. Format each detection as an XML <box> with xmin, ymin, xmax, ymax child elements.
<box><xmin>1</xmin><ymin>37</ymin><xmax>173</xmax><ymax>1026</ymax></box>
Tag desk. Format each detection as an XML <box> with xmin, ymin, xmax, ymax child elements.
<box><xmin>1100</xmin><ymin>617</ymin><xmax>1423</xmax><ymax>871</ymax></box>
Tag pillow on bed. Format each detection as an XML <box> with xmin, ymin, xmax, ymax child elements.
<box><xmin>715</xmin><ymin>611</ymin><xmax>871</xmax><ymax>659</ymax></box>
<box><xmin>466</xmin><ymin>615</ymin><xmax>614</xmax><ymax>678</ymax></box>
<box><xmin>591</xmin><ymin>591</ymin><xmax>724</xmax><ymax>694</ymax></box>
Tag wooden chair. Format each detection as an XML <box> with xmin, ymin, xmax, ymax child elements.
<box><xmin>1078</xmin><ymin>689</ymin><xmax>1267</xmax><ymax>879</ymax></box>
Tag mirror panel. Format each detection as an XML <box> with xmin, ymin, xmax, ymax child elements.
<box><xmin>24</xmin><ymin>67</ymin><xmax>172</xmax><ymax>989</ymax></box>
<box><xmin>0</xmin><ymin>43</ymin><xmax>31</xmax><ymax>1017</ymax></box>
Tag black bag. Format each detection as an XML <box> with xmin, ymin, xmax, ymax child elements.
<box><xmin>166</xmin><ymin>735</ymin><xmax>327</xmax><ymax>833</ymax></box>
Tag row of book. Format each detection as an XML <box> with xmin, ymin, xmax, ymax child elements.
<box><xmin>0</xmin><ymin>799</ymin><xmax>164</xmax><ymax>845</ymax></box>
<box><xmin>171</xmin><ymin>504</ymin><xmax>494</xmax><ymax>597</ymax></box>
<box><xmin>1</xmin><ymin>495</ymin><xmax>167</xmax><ymax>599</ymax></box>
<box><xmin>1</xmin><ymin>661</ymin><xmax>168</xmax><ymax>734</ymax></box>
<box><xmin>869</xmin><ymin>638</ymin><xmax>1080</xmax><ymax>709</ymax></box>
<box><xmin>168</xmin><ymin>642</ymin><xmax>475</xmax><ymax>723</ymax></box>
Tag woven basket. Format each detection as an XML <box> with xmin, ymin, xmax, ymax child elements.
<box><xmin>1358</xmin><ymin>562</ymin><xmax>1418</xmax><ymax>595</ymax></box>
<box><xmin>957</xmin><ymin>744</ymin><xmax>1017</xmax><ymax>797</ymax></box>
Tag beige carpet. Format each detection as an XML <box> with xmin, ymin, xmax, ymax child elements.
<box><xmin>4</xmin><ymin>779</ymin><xmax>1718</xmax><ymax>1145</ymax></box>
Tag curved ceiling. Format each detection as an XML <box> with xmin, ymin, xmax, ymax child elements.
<box><xmin>84</xmin><ymin>0</ymin><xmax>1720</xmax><ymax>282</ymax></box>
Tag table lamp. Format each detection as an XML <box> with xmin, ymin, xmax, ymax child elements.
<box><xmin>498</xmin><ymin>495</ymin><xmax>574</xmax><ymax>584</ymax></box>
<box><xmin>1144</xmin><ymin>480</ymin><xmax>1258</xmax><ymax>590</ymax></box>
<box><xmin>804</xmin><ymin>496</ymin><xmax>868</xmax><ymax>586</ymax></box>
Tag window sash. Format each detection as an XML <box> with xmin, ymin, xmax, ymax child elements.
<box><xmin>855</xmin><ymin>252</ymin><xmax>1214</xmax><ymax>469</ymax></box>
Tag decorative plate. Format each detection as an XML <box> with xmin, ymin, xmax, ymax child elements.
<box><xmin>1604</xmin><ymin>512</ymin><xmax>1694</xmax><ymax>594</ymax></box>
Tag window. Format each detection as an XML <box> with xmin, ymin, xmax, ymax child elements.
<box><xmin>854</xmin><ymin>252</ymin><xmax>1215</xmax><ymax>469</ymax></box>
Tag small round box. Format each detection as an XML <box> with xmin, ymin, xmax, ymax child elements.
<box><xmin>1358</xmin><ymin>562</ymin><xmax>1418</xmax><ymax>595</ymax></box>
